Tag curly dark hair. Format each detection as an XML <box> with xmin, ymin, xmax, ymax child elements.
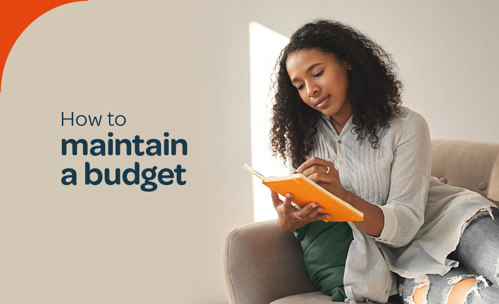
<box><xmin>270</xmin><ymin>20</ymin><xmax>402</xmax><ymax>168</ymax></box>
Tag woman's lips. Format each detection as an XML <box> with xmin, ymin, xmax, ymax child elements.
<box><xmin>316</xmin><ymin>95</ymin><xmax>330</xmax><ymax>109</ymax></box>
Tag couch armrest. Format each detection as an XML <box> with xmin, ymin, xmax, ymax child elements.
<box><xmin>223</xmin><ymin>220</ymin><xmax>319</xmax><ymax>304</ymax></box>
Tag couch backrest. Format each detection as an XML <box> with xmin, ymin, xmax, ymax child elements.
<box><xmin>431</xmin><ymin>139</ymin><xmax>499</xmax><ymax>202</ymax></box>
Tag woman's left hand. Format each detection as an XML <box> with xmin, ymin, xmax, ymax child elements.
<box><xmin>296</xmin><ymin>157</ymin><xmax>347</xmax><ymax>199</ymax></box>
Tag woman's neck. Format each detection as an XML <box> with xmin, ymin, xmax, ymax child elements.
<box><xmin>329</xmin><ymin>115</ymin><xmax>350</xmax><ymax>135</ymax></box>
<box><xmin>328</xmin><ymin>101</ymin><xmax>352</xmax><ymax>135</ymax></box>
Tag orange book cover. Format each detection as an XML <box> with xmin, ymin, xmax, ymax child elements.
<box><xmin>243</xmin><ymin>164</ymin><xmax>364</xmax><ymax>222</ymax></box>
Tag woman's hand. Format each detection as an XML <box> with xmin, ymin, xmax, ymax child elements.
<box><xmin>271</xmin><ymin>191</ymin><xmax>330</xmax><ymax>232</ymax></box>
<box><xmin>297</xmin><ymin>156</ymin><xmax>385</xmax><ymax>237</ymax></box>
<box><xmin>296</xmin><ymin>157</ymin><xmax>347</xmax><ymax>199</ymax></box>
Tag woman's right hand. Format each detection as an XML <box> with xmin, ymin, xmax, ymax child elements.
<box><xmin>271</xmin><ymin>191</ymin><xmax>330</xmax><ymax>232</ymax></box>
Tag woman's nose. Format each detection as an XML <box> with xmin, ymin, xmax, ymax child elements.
<box><xmin>307</xmin><ymin>83</ymin><xmax>320</xmax><ymax>97</ymax></box>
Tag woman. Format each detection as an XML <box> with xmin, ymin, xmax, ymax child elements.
<box><xmin>270</xmin><ymin>20</ymin><xmax>499</xmax><ymax>304</ymax></box>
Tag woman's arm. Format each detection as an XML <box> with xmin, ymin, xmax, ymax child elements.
<box><xmin>372</xmin><ymin>111</ymin><xmax>431</xmax><ymax>247</ymax></box>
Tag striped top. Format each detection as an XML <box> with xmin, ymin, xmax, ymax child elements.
<box><xmin>293</xmin><ymin>106</ymin><xmax>495</xmax><ymax>303</ymax></box>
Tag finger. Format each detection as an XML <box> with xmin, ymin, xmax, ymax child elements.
<box><xmin>320</xmin><ymin>213</ymin><xmax>331</xmax><ymax>221</ymax></box>
<box><xmin>310</xmin><ymin>205</ymin><xmax>326</xmax><ymax>218</ymax></box>
<box><xmin>270</xmin><ymin>191</ymin><xmax>282</xmax><ymax>209</ymax></box>
<box><xmin>301</xmin><ymin>205</ymin><xmax>330</xmax><ymax>222</ymax></box>
<box><xmin>297</xmin><ymin>209</ymin><xmax>330</xmax><ymax>224</ymax></box>
<box><xmin>298</xmin><ymin>202</ymin><xmax>320</xmax><ymax>217</ymax></box>
<box><xmin>295</xmin><ymin>201</ymin><xmax>325</xmax><ymax>221</ymax></box>
<box><xmin>296</xmin><ymin>156</ymin><xmax>332</xmax><ymax>173</ymax></box>
<box><xmin>301</xmin><ymin>164</ymin><xmax>337</xmax><ymax>178</ymax></box>
<box><xmin>282</xmin><ymin>193</ymin><xmax>295</xmax><ymax>211</ymax></box>
<box><xmin>296</xmin><ymin>157</ymin><xmax>321</xmax><ymax>173</ymax></box>
<box><xmin>307</xmin><ymin>172</ymin><xmax>337</xmax><ymax>184</ymax></box>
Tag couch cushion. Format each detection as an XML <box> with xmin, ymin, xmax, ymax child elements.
<box><xmin>271</xmin><ymin>291</ymin><xmax>403</xmax><ymax>304</ymax></box>
<box><xmin>270</xmin><ymin>291</ymin><xmax>339</xmax><ymax>304</ymax></box>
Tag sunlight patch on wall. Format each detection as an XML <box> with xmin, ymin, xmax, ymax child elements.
<box><xmin>249</xmin><ymin>22</ymin><xmax>289</xmax><ymax>222</ymax></box>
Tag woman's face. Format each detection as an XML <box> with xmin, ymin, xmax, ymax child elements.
<box><xmin>286</xmin><ymin>48</ymin><xmax>352</xmax><ymax>123</ymax></box>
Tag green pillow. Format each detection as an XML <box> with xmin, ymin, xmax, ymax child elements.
<box><xmin>294</xmin><ymin>221</ymin><xmax>353</xmax><ymax>301</ymax></box>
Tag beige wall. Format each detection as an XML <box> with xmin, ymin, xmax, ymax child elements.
<box><xmin>0</xmin><ymin>1</ymin><xmax>497</xmax><ymax>304</ymax></box>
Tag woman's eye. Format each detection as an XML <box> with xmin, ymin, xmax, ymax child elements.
<box><xmin>296</xmin><ymin>84</ymin><xmax>304</xmax><ymax>90</ymax></box>
<box><xmin>313</xmin><ymin>70</ymin><xmax>323</xmax><ymax>77</ymax></box>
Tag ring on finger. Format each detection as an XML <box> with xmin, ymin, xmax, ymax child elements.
<box><xmin>295</xmin><ymin>213</ymin><xmax>302</xmax><ymax>220</ymax></box>
<box><xmin>325</xmin><ymin>166</ymin><xmax>330</xmax><ymax>174</ymax></box>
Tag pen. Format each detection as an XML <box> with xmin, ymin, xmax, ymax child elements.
<box><xmin>327</xmin><ymin>156</ymin><xmax>338</xmax><ymax>162</ymax></box>
<box><xmin>328</xmin><ymin>156</ymin><xmax>339</xmax><ymax>171</ymax></box>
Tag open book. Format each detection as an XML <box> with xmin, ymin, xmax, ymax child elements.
<box><xmin>243</xmin><ymin>163</ymin><xmax>364</xmax><ymax>222</ymax></box>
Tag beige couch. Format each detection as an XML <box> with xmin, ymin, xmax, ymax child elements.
<box><xmin>223</xmin><ymin>139</ymin><xmax>499</xmax><ymax>304</ymax></box>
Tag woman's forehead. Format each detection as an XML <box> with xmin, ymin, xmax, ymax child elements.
<box><xmin>286</xmin><ymin>49</ymin><xmax>338</xmax><ymax>77</ymax></box>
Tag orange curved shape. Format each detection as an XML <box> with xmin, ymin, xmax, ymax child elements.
<box><xmin>0</xmin><ymin>0</ymin><xmax>88</xmax><ymax>92</ymax></box>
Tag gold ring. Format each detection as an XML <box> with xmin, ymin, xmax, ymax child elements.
<box><xmin>295</xmin><ymin>214</ymin><xmax>302</xmax><ymax>220</ymax></box>
<box><xmin>325</xmin><ymin>166</ymin><xmax>330</xmax><ymax>174</ymax></box>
